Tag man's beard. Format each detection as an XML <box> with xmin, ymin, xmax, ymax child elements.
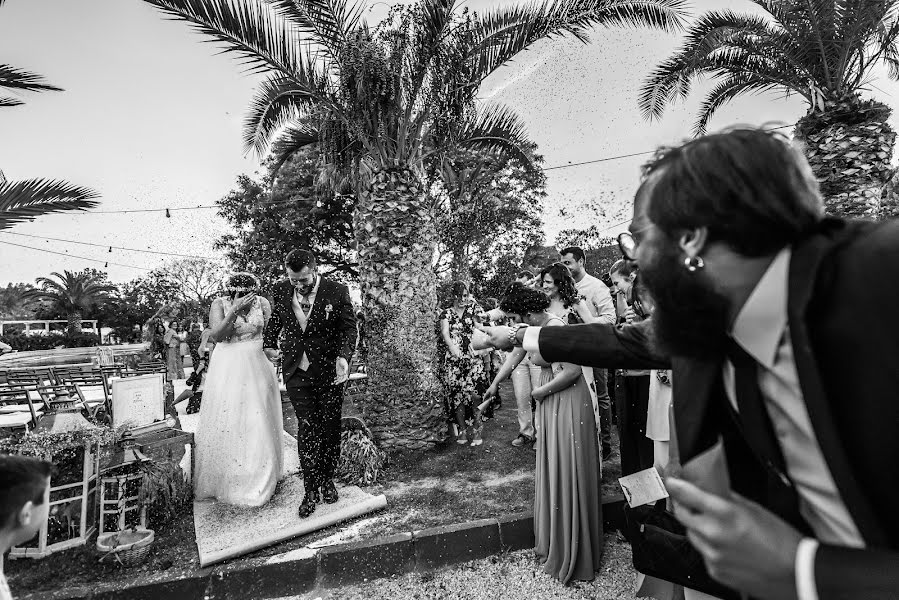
<box><xmin>639</xmin><ymin>244</ymin><xmax>731</xmax><ymax>359</ymax></box>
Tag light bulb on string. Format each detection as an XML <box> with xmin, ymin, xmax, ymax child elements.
<box><xmin>108</xmin><ymin>246</ymin><xmax>112</xmax><ymax>253</ymax></box>
<box><xmin>165</xmin><ymin>208</ymin><xmax>171</xmax><ymax>218</ymax></box>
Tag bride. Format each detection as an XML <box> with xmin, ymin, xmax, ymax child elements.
<box><xmin>193</xmin><ymin>273</ymin><xmax>285</xmax><ymax>506</ymax></box>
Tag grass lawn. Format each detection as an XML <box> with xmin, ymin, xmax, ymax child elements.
<box><xmin>7</xmin><ymin>381</ymin><xmax>627</xmax><ymax>598</ymax></box>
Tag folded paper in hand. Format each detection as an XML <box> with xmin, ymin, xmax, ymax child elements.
<box><xmin>618</xmin><ymin>467</ymin><xmax>669</xmax><ymax>508</ymax></box>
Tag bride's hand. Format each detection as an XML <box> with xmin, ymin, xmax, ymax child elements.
<box><xmin>263</xmin><ymin>348</ymin><xmax>281</xmax><ymax>364</ymax></box>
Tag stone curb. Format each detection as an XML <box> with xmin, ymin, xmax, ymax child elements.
<box><xmin>21</xmin><ymin>496</ymin><xmax>626</xmax><ymax>600</ymax></box>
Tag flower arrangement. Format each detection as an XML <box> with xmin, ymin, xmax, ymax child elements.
<box><xmin>0</xmin><ymin>425</ymin><xmax>119</xmax><ymax>459</ymax></box>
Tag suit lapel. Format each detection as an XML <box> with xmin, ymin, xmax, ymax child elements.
<box><xmin>672</xmin><ymin>356</ymin><xmax>723</xmax><ymax>464</ymax></box>
<box><xmin>788</xmin><ymin>221</ymin><xmax>885</xmax><ymax>546</ymax></box>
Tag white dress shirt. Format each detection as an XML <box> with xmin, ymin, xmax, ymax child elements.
<box><xmin>524</xmin><ymin>248</ymin><xmax>864</xmax><ymax>600</ymax></box>
<box><xmin>575</xmin><ymin>273</ymin><xmax>617</xmax><ymax>324</ymax></box>
<box><xmin>291</xmin><ymin>275</ymin><xmax>320</xmax><ymax>370</ymax></box>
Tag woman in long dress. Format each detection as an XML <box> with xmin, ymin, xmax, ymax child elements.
<box><xmin>163</xmin><ymin>321</ymin><xmax>185</xmax><ymax>380</ymax></box>
<box><xmin>438</xmin><ymin>281</ymin><xmax>491</xmax><ymax>446</ymax></box>
<box><xmin>193</xmin><ymin>273</ymin><xmax>284</xmax><ymax>507</ymax></box>
<box><xmin>484</xmin><ymin>284</ymin><xmax>603</xmax><ymax>584</ymax></box>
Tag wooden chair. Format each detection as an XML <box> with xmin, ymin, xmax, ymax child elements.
<box><xmin>73</xmin><ymin>381</ymin><xmax>111</xmax><ymax>423</ymax></box>
<box><xmin>0</xmin><ymin>388</ymin><xmax>41</xmax><ymax>433</ymax></box>
<box><xmin>96</xmin><ymin>346</ymin><xmax>118</xmax><ymax>367</ymax></box>
<box><xmin>50</xmin><ymin>365</ymin><xmax>94</xmax><ymax>385</ymax></box>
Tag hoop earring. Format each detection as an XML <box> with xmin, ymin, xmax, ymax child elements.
<box><xmin>684</xmin><ymin>256</ymin><xmax>705</xmax><ymax>272</ymax></box>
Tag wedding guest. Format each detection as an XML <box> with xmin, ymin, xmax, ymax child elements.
<box><xmin>439</xmin><ymin>281</ymin><xmax>490</xmax><ymax>446</ymax></box>
<box><xmin>0</xmin><ymin>455</ymin><xmax>52</xmax><ymax>600</ymax></box>
<box><xmin>559</xmin><ymin>247</ymin><xmax>616</xmax><ymax>460</ymax></box>
<box><xmin>540</xmin><ymin>263</ymin><xmax>605</xmax><ymax>458</ymax></box>
<box><xmin>610</xmin><ymin>263</ymin><xmax>654</xmax><ymax>476</ymax></box>
<box><xmin>163</xmin><ymin>321</ymin><xmax>186</xmax><ymax>380</ymax></box>
<box><xmin>480</xmin><ymin>127</ymin><xmax>899</xmax><ymax>599</ymax></box>
<box><xmin>150</xmin><ymin>321</ymin><xmax>166</xmax><ymax>360</ymax></box>
<box><xmin>487</xmin><ymin>283</ymin><xmax>540</xmax><ymax>449</ymax></box>
<box><xmin>488</xmin><ymin>284</ymin><xmax>602</xmax><ymax>584</ymax></box>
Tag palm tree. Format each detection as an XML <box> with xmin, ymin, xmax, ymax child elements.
<box><xmin>0</xmin><ymin>0</ymin><xmax>99</xmax><ymax>229</ymax></box>
<box><xmin>639</xmin><ymin>0</ymin><xmax>899</xmax><ymax>219</ymax></box>
<box><xmin>22</xmin><ymin>271</ymin><xmax>116</xmax><ymax>336</ymax></box>
<box><xmin>142</xmin><ymin>0</ymin><xmax>687</xmax><ymax>449</ymax></box>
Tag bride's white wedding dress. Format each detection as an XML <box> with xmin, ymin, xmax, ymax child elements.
<box><xmin>194</xmin><ymin>296</ymin><xmax>285</xmax><ymax>506</ymax></box>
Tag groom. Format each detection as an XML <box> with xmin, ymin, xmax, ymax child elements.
<box><xmin>263</xmin><ymin>249</ymin><xmax>357</xmax><ymax>518</ymax></box>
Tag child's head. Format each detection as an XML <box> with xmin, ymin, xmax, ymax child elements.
<box><xmin>0</xmin><ymin>455</ymin><xmax>52</xmax><ymax>548</ymax></box>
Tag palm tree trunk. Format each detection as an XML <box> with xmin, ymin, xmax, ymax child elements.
<box><xmin>354</xmin><ymin>167</ymin><xmax>445</xmax><ymax>450</ymax></box>
<box><xmin>67</xmin><ymin>311</ymin><xmax>82</xmax><ymax>336</ymax></box>
<box><xmin>450</xmin><ymin>245</ymin><xmax>471</xmax><ymax>284</ymax></box>
<box><xmin>795</xmin><ymin>96</ymin><xmax>896</xmax><ymax>219</ymax></box>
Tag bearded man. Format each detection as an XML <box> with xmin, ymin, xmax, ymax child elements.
<box><xmin>480</xmin><ymin>128</ymin><xmax>899</xmax><ymax>600</ymax></box>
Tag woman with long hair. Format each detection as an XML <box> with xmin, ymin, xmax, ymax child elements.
<box><xmin>539</xmin><ymin>263</ymin><xmax>601</xmax><ymax>324</ymax></box>
<box><xmin>540</xmin><ymin>263</ymin><xmax>604</xmax><ymax>457</ymax></box>
<box><xmin>483</xmin><ymin>284</ymin><xmax>603</xmax><ymax>584</ymax></box>
<box><xmin>438</xmin><ymin>281</ymin><xmax>490</xmax><ymax>446</ymax></box>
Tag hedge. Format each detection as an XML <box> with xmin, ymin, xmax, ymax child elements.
<box><xmin>0</xmin><ymin>331</ymin><xmax>101</xmax><ymax>351</ymax></box>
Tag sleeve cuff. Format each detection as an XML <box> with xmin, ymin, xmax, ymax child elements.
<box><xmin>795</xmin><ymin>538</ymin><xmax>820</xmax><ymax>600</ymax></box>
<box><xmin>522</xmin><ymin>326</ymin><xmax>542</xmax><ymax>353</ymax></box>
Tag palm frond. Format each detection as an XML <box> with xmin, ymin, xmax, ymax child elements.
<box><xmin>0</xmin><ymin>97</ymin><xmax>23</xmax><ymax>107</ymax></box>
<box><xmin>266</xmin><ymin>0</ymin><xmax>364</xmax><ymax>55</ymax></box>
<box><xmin>693</xmin><ymin>74</ymin><xmax>781</xmax><ymax>135</ymax></box>
<box><xmin>448</xmin><ymin>104</ymin><xmax>534</xmax><ymax>169</ymax></box>
<box><xmin>637</xmin><ymin>10</ymin><xmax>797</xmax><ymax>120</ymax></box>
<box><xmin>141</xmin><ymin>0</ymin><xmax>307</xmax><ymax>77</ymax></box>
<box><xmin>0</xmin><ymin>178</ymin><xmax>99</xmax><ymax>231</ymax></box>
<box><xmin>269</xmin><ymin>123</ymin><xmax>321</xmax><ymax>172</ymax></box>
<box><xmin>469</xmin><ymin>0</ymin><xmax>688</xmax><ymax>82</ymax></box>
<box><xmin>0</xmin><ymin>64</ymin><xmax>63</xmax><ymax>94</ymax></box>
<box><xmin>243</xmin><ymin>74</ymin><xmax>321</xmax><ymax>155</ymax></box>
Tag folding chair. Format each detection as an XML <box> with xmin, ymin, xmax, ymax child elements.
<box><xmin>36</xmin><ymin>384</ymin><xmax>83</xmax><ymax>414</ymax></box>
<box><xmin>0</xmin><ymin>388</ymin><xmax>42</xmax><ymax>433</ymax></box>
<box><xmin>50</xmin><ymin>365</ymin><xmax>93</xmax><ymax>385</ymax></box>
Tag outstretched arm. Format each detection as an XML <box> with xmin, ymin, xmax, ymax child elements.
<box><xmin>262</xmin><ymin>294</ymin><xmax>283</xmax><ymax>350</ymax></box>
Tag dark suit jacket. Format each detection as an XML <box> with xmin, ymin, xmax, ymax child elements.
<box><xmin>537</xmin><ymin>218</ymin><xmax>899</xmax><ymax>598</ymax></box>
<box><xmin>263</xmin><ymin>277</ymin><xmax>357</xmax><ymax>387</ymax></box>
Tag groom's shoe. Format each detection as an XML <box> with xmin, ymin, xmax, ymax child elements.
<box><xmin>298</xmin><ymin>490</ymin><xmax>320</xmax><ymax>518</ymax></box>
<box><xmin>321</xmin><ymin>480</ymin><xmax>339</xmax><ymax>504</ymax></box>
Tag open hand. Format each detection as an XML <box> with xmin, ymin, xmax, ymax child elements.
<box><xmin>334</xmin><ymin>356</ymin><xmax>349</xmax><ymax>385</ymax></box>
<box><xmin>474</xmin><ymin>325</ymin><xmax>514</xmax><ymax>351</ymax></box>
<box><xmin>666</xmin><ymin>477</ymin><xmax>802</xmax><ymax>600</ymax></box>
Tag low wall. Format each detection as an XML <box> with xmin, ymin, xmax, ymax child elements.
<box><xmin>0</xmin><ymin>343</ymin><xmax>150</xmax><ymax>369</ymax></box>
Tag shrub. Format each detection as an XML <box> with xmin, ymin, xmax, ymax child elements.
<box><xmin>0</xmin><ymin>331</ymin><xmax>101</xmax><ymax>351</ymax></box>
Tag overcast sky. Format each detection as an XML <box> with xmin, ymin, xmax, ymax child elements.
<box><xmin>2</xmin><ymin>0</ymin><xmax>898</xmax><ymax>285</ymax></box>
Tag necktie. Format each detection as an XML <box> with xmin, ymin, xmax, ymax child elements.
<box><xmin>726</xmin><ymin>339</ymin><xmax>790</xmax><ymax>486</ymax></box>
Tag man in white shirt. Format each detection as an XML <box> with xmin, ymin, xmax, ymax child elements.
<box><xmin>479</xmin><ymin>128</ymin><xmax>899</xmax><ymax>600</ymax></box>
<box><xmin>559</xmin><ymin>246</ymin><xmax>616</xmax><ymax>459</ymax></box>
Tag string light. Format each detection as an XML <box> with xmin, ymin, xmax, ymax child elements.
<box><xmin>0</xmin><ymin>231</ymin><xmax>216</xmax><ymax>260</ymax></box>
<box><xmin>0</xmin><ymin>240</ymin><xmax>150</xmax><ymax>271</ymax></box>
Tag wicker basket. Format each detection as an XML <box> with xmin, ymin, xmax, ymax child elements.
<box><xmin>96</xmin><ymin>527</ymin><xmax>154</xmax><ymax>567</ymax></box>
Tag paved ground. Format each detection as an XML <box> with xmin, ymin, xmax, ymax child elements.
<box><xmin>289</xmin><ymin>535</ymin><xmax>637</xmax><ymax>600</ymax></box>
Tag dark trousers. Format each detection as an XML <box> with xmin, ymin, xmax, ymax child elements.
<box><xmin>615</xmin><ymin>374</ymin><xmax>654</xmax><ymax>477</ymax></box>
<box><xmin>287</xmin><ymin>383</ymin><xmax>343</xmax><ymax>494</ymax></box>
<box><xmin>593</xmin><ymin>367</ymin><xmax>613</xmax><ymax>452</ymax></box>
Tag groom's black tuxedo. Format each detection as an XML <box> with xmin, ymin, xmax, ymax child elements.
<box><xmin>263</xmin><ymin>277</ymin><xmax>356</xmax><ymax>387</ymax></box>
<box><xmin>263</xmin><ymin>276</ymin><xmax>356</xmax><ymax>498</ymax></box>
<box><xmin>535</xmin><ymin>218</ymin><xmax>899</xmax><ymax>598</ymax></box>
